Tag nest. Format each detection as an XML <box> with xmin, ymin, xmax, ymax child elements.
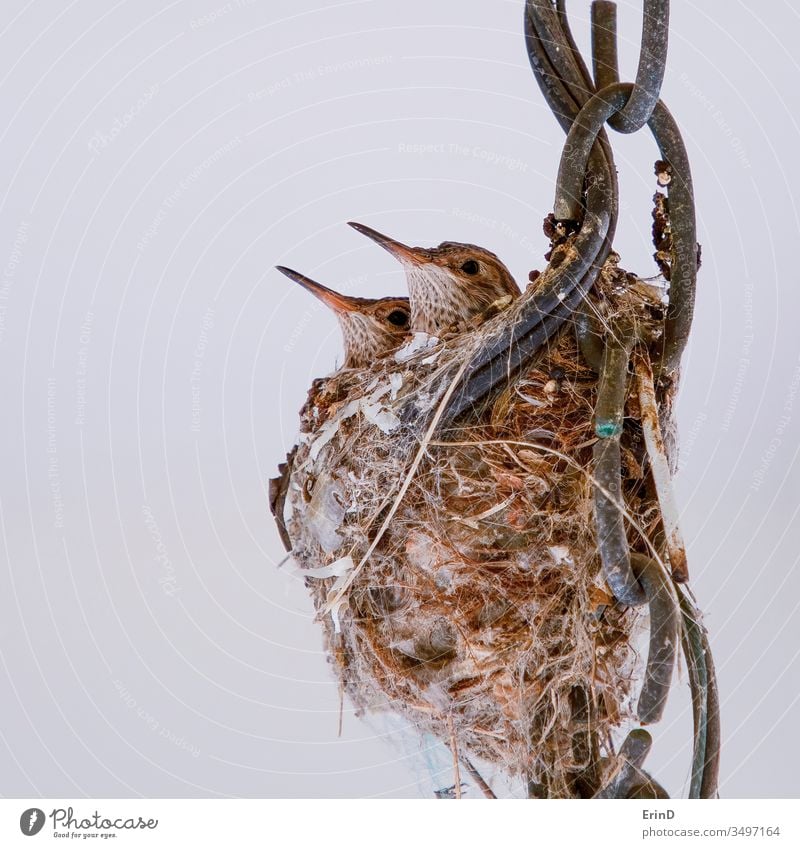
<box><xmin>279</xmin><ymin>257</ymin><xmax>677</xmax><ymax>796</ymax></box>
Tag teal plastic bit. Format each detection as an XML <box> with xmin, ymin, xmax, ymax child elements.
<box><xmin>595</xmin><ymin>419</ymin><xmax>622</xmax><ymax>438</ymax></box>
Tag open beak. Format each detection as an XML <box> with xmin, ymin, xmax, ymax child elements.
<box><xmin>348</xmin><ymin>221</ymin><xmax>431</xmax><ymax>265</ymax></box>
<box><xmin>275</xmin><ymin>266</ymin><xmax>360</xmax><ymax>314</ymax></box>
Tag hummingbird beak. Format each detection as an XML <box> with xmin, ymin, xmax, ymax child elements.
<box><xmin>275</xmin><ymin>266</ymin><xmax>360</xmax><ymax>314</ymax></box>
<box><xmin>347</xmin><ymin>221</ymin><xmax>430</xmax><ymax>265</ymax></box>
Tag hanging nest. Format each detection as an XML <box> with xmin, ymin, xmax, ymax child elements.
<box><xmin>277</xmin><ymin>255</ymin><xmax>678</xmax><ymax>797</ymax></box>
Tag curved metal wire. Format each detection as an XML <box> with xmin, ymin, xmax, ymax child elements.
<box><xmin>556</xmin><ymin>0</ymin><xmax>596</xmax><ymax>95</ymax></box>
<box><xmin>590</xmin><ymin>0</ymin><xmax>671</xmax><ymax>133</ymax></box>
<box><xmin>437</xmin><ymin>215</ymin><xmax>609</xmax><ymax>425</ymax></box>
<box><xmin>525</xmin><ymin>0</ymin><xmax>620</xmax><ymax>249</ymax></box>
<box><xmin>576</xmin><ymin>299</ymin><xmax>605</xmax><ymax>371</ymax></box>
<box><xmin>523</xmin><ymin>1</ymin><xmax>711</xmax><ymax>801</ymax></box>
<box><xmin>594</xmin><ymin>729</ymin><xmax>652</xmax><ymax>798</ymax></box>
<box><xmin>631</xmin><ymin>553</ymin><xmax>679</xmax><ymax>724</ymax></box>
<box><xmin>438</xmin><ymin>0</ymin><xmax>620</xmax><ymax>425</ymax></box>
<box><xmin>442</xmin><ymin>1</ymin><xmax>687</xmax><ymax>423</ymax></box>
<box><xmin>405</xmin><ymin>1</ymin><xmax>712</xmax><ymax>799</ymax></box>
<box><xmin>593</xmin><ymin>322</ymin><xmax>648</xmax><ymax>606</ymax></box>
<box><xmin>593</xmin><ymin>437</ymin><xmax>646</xmax><ymax>606</ymax></box>
<box><xmin>679</xmin><ymin>589</ymin><xmax>721</xmax><ymax>798</ymax></box>
<box><xmin>525</xmin><ymin>0</ymin><xmax>593</xmax><ymax>131</ymax></box>
<box><xmin>569</xmin><ymin>684</ymin><xmax>602</xmax><ymax>798</ymax></box>
<box><xmin>592</xmin><ymin>1</ymin><xmax>620</xmax><ymax>92</ymax></box>
<box><xmin>626</xmin><ymin>771</ymin><xmax>671</xmax><ymax>799</ymax></box>
<box><xmin>553</xmin><ymin>83</ymin><xmax>697</xmax><ymax>373</ymax></box>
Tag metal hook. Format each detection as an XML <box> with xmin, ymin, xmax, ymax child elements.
<box><xmin>438</xmin><ymin>216</ymin><xmax>610</xmax><ymax>426</ymax></box>
<box><xmin>556</xmin><ymin>0</ymin><xmax>597</xmax><ymax>95</ymax></box>
<box><xmin>553</xmin><ymin>83</ymin><xmax>697</xmax><ymax>374</ymax></box>
<box><xmin>591</xmin><ymin>2</ymin><xmax>620</xmax><ymax>93</ymax></box>
<box><xmin>594</xmin><ymin>729</ymin><xmax>656</xmax><ymax>798</ymax></box>
<box><xmin>576</xmin><ymin>298</ymin><xmax>605</xmax><ymax>372</ymax></box>
<box><xmin>631</xmin><ymin>553</ymin><xmax>679</xmax><ymax>723</ymax></box>
<box><xmin>679</xmin><ymin>589</ymin><xmax>721</xmax><ymax>798</ymax></box>
<box><xmin>592</xmin><ymin>321</ymin><xmax>647</xmax><ymax>606</ymax></box>
<box><xmin>436</xmin><ymin>2</ymin><xmax>624</xmax><ymax>426</ymax></box>
<box><xmin>591</xmin><ymin>0</ymin><xmax>670</xmax><ymax>134</ymax></box>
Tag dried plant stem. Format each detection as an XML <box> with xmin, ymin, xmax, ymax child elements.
<box><xmin>461</xmin><ymin>756</ymin><xmax>497</xmax><ymax>799</ymax></box>
<box><xmin>635</xmin><ymin>352</ymin><xmax>689</xmax><ymax>582</ymax></box>
<box><xmin>447</xmin><ymin>714</ymin><xmax>462</xmax><ymax>799</ymax></box>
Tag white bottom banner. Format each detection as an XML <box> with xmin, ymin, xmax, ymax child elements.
<box><xmin>2</xmin><ymin>799</ymin><xmax>796</xmax><ymax>847</ymax></box>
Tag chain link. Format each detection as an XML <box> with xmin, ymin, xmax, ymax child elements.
<box><xmin>443</xmin><ymin>0</ymin><xmax>715</xmax><ymax>800</ymax></box>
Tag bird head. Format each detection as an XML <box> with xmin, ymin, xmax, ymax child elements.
<box><xmin>276</xmin><ymin>266</ymin><xmax>410</xmax><ymax>369</ymax></box>
<box><xmin>348</xmin><ymin>222</ymin><xmax>520</xmax><ymax>335</ymax></box>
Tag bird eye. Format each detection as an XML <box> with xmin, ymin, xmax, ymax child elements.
<box><xmin>461</xmin><ymin>259</ymin><xmax>480</xmax><ymax>275</ymax></box>
<box><xmin>387</xmin><ymin>309</ymin><xmax>408</xmax><ymax>327</ymax></box>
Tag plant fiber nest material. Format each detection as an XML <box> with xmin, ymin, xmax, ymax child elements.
<box><xmin>280</xmin><ymin>257</ymin><xmax>676</xmax><ymax>796</ymax></box>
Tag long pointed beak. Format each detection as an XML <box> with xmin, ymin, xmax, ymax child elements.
<box><xmin>275</xmin><ymin>266</ymin><xmax>360</xmax><ymax>314</ymax></box>
<box><xmin>347</xmin><ymin>221</ymin><xmax>430</xmax><ymax>265</ymax></box>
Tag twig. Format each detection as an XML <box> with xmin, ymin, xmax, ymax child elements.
<box><xmin>447</xmin><ymin>714</ymin><xmax>462</xmax><ymax>800</ymax></box>
<box><xmin>461</xmin><ymin>756</ymin><xmax>497</xmax><ymax>800</ymax></box>
<box><xmin>635</xmin><ymin>351</ymin><xmax>689</xmax><ymax>581</ymax></box>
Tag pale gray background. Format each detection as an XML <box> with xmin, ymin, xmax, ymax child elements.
<box><xmin>0</xmin><ymin>0</ymin><xmax>798</xmax><ymax>798</ymax></box>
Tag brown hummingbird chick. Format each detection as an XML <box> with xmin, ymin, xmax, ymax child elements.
<box><xmin>270</xmin><ymin>267</ymin><xmax>410</xmax><ymax>552</ymax></box>
<box><xmin>276</xmin><ymin>266</ymin><xmax>410</xmax><ymax>369</ymax></box>
<box><xmin>348</xmin><ymin>221</ymin><xmax>521</xmax><ymax>336</ymax></box>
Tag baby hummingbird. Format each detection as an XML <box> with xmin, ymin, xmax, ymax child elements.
<box><xmin>276</xmin><ymin>266</ymin><xmax>410</xmax><ymax>369</ymax></box>
<box><xmin>348</xmin><ymin>222</ymin><xmax>521</xmax><ymax>336</ymax></box>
